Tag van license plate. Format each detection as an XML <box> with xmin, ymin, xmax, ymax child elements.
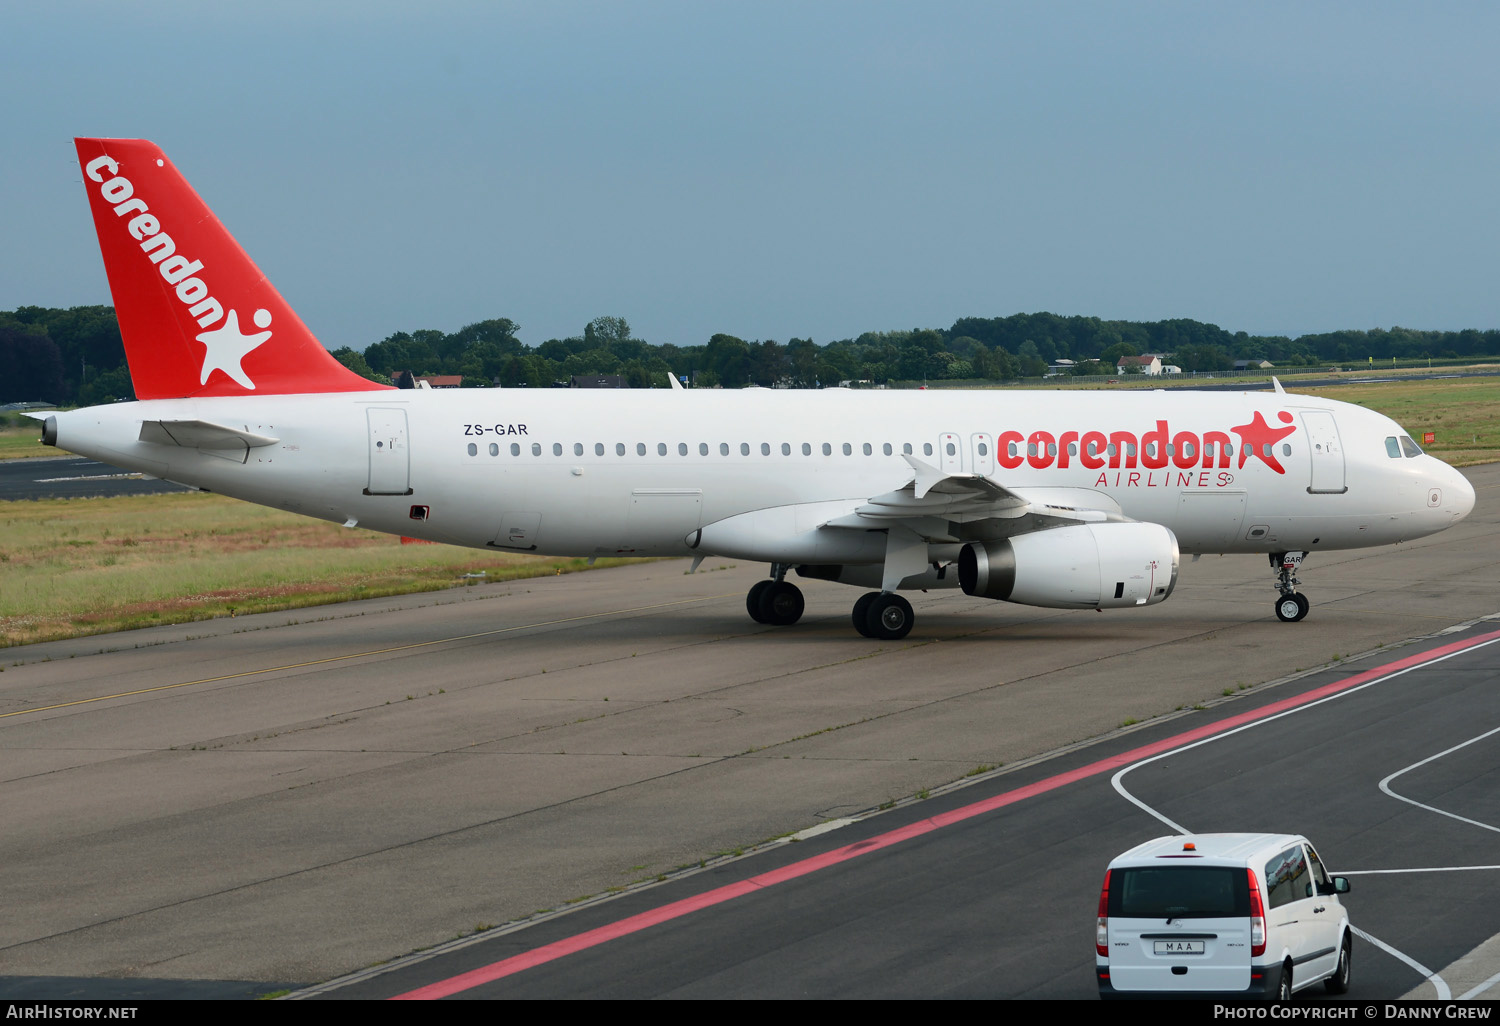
<box><xmin>1153</xmin><ymin>940</ymin><xmax>1205</xmax><ymax>955</ymax></box>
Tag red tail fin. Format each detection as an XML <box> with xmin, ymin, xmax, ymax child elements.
<box><xmin>75</xmin><ymin>138</ymin><xmax>389</xmax><ymax>399</ymax></box>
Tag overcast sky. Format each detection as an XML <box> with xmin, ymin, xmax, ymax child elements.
<box><xmin>5</xmin><ymin>1</ymin><xmax>1498</xmax><ymax>350</ymax></box>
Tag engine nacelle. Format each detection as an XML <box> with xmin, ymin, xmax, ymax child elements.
<box><xmin>958</xmin><ymin>522</ymin><xmax>1179</xmax><ymax>609</ymax></box>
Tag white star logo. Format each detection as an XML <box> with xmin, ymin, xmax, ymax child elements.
<box><xmin>196</xmin><ymin>308</ymin><xmax>272</xmax><ymax>390</ymax></box>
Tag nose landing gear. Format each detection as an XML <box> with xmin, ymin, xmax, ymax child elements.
<box><xmin>1271</xmin><ymin>551</ymin><xmax>1310</xmax><ymax>622</ymax></box>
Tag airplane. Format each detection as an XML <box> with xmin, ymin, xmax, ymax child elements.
<box><xmin>38</xmin><ymin>137</ymin><xmax>1476</xmax><ymax>640</ymax></box>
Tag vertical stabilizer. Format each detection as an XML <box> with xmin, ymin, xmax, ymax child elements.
<box><xmin>74</xmin><ymin>138</ymin><xmax>389</xmax><ymax>398</ymax></box>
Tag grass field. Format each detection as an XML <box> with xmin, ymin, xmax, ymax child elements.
<box><xmin>0</xmin><ymin>424</ymin><xmax>49</xmax><ymax>459</ymax></box>
<box><xmin>0</xmin><ymin>492</ymin><xmax>639</xmax><ymax>647</ymax></box>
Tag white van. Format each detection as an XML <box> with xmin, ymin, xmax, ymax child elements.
<box><xmin>1096</xmin><ymin>833</ymin><xmax>1352</xmax><ymax>1000</ymax></box>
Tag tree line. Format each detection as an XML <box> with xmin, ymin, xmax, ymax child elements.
<box><xmin>6</xmin><ymin>305</ymin><xmax>1500</xmax><ymax>405</ymax></box>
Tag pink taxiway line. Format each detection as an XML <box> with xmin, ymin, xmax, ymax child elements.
<box><xmin>393</xmin><ymin>626</ymin><xmax>1500</xmax><ymax>999</ymax></box>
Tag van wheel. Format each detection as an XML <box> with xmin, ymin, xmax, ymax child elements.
<box><xmin>1325</xmin><ymin>935</ymin><xmax>1351</xmax><ymax>994</ymax></box>
<box><xmin>1277</xmin><ymin>961</ymin><xmax>1293</xmax><ymax>1001</ymax></box>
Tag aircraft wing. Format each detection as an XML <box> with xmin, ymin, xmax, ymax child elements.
<box><xmin>816</xmin><ymin>455</ymin><xmax>1129</xmax><ymax>592</ymax></box>
<box><xmin>821</xmin><ymin>454</ymin><xmax>1124</xmax><ymax>535</ymax></box>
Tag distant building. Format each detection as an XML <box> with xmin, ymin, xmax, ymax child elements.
<box><xmin>393</xmin><ymin>371</ymin><xmax>464</xmax><ymax>389</ymax></box>
<box><xmin>1116</xmin><ymin>355</ymin><xmax>1163</xmax><ymax>376</ymax></box>
<box><xmin>1233</xmin><ymin>360</ymin><xmax>1274</xmax><ymax>371</ymax></box>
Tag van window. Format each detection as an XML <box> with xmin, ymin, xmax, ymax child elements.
<box><xmin>1265</xmin><ymin>847</ymin><xmax>1309</xmax><ymax>909</ymax></box>
<box><xmin>1108</xmin><ymin>867</ymin><xmax>1249</xmax><ymax>919</ymax></box>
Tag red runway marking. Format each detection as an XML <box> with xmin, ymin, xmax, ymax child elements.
<box><xmin>393</xmin><ymin>626</ymin><xmax>1500</xmax><ymax>999</ymax></box>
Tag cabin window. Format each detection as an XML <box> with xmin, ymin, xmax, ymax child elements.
<box><xmin>701</xmin><ymin>443</ymin><xmax>710</xmax><ymax>456</ymax></box>
<box><xmin>1068</xmin><ymin>443</ymin><xmax>1078</xmax><ymax>456</ymax></box>
<box><xmin>1126</xmin><ymin>443</ymin><xmax>1137</xmax><ymax>457</ymax></box>
<box><xmin>802</xmin><ymin>442</ymin><xmax>812</xmax><ymax>455</ymax></box>
<box><xmin>532</xmin><ymin>443</ymin><xmax>542</xmax><ymax>456</ymax></box>
<box><xmin>842</xmin><ymin>442</ymin><xmax>853</xmax><ymax>456</ymax></box>
<box><xmin>575</xmin><ymin>442</ymin><xmax>584</xmax><ymax>456</ymax></box>
<box><xmin>636</xmin><ymin>442</ymin><xmax>647</xmax><ymax>456</ymax></box>
<box><xmin>679</xmin><ymin>443</ymin><xmax>689</xmax><ymax>456</ymax></box>
<box><xmin>883</xmin><ymin>443</ymin><xmax>893</xmax><ymax>455</ymax></box>
<box><xmin>1027</xmin><ymin>442</ymin><xmax>1037</xmax><ymax>457</ymax></box>
<box><xmin>1181</xmin><ymin>442</ymin><xmax>1194</xmax><ymax>459</ymax></box>
<box><xmin>1047</xmin><ymin>443</ymin><xmax>1057</xmax><ymax>457</ymax></box>
<box><xmin>466</xmin><ymin>443</ymin><xmax>477</xmax><ymax>456</ymax></box>
<box><xmin>781</xmin><ymin>442</ymin><xmax>791</xmax><ymax>455</ymax></box>
<box><xmin>490</xmin><ymin>443</ymin><xmax>500</xmax><ymax>456</ymax></box>
<box><xmin>863</xmin><ymin>443</ymin><xmax>873</xmax><ymax>455</ymax></box>
<box><xmin>822</xmin><ymin>442</ymin><xmax>832</xmax><ymax>456</ymax></box>
<box><xmin>511</xmin><ymin>442</ymin><xmax>521</xmax><ymax>456</ymax></box>
<box><xmin>740</xmin><ymin>442</ymin><xmax>750</xmax><ymax>456</ymax></box>
<box><xmin>616</xmin><ymin>443</ymin><xmax>626</xmax><ymax>456</ymax></box>
<box><xmin>595</xmin><ymin>443</ymin><xmax>605</xmax><ymax>456</ymax></box>
<box><xmin>1282</xmin><ymin>443</ymin><xmax>1291</xmax><ymax>457</ymax></box>
<box><xmin>977</xmin><ymin>442</ymin><xmax>988</xmax><ymax>456</ymax></box>
<box><xmin>1107</xmin><ymin>443</ymin><xmax>1117</xmax><ymax>457</ymax></box>
<box><xmin>720</xmin><ymin>443</ymin><xmax>730</xmax><ymax>456</ymax></box>
<box><xmin>923</xmin><ymin>443</ymin><xmax>933</xmax><ymax>456</ymax></box>
<box><xmin>658</xmin><ymin>443</ymin><xmax>668</xmax><ymax>456</ymax></box>
<box><xmin>553</xmin><ymin>443</ymin><xmax>563</xmax><ymax>456</ymax></box>
<box><xmin>761</xmin><ymin>442</ymin><xmax>771</xmax><ymax>456</ymax></box>
<box><xmin>903</xmin><ymin>443</ymin><xmax>913</xmax><ymax>455</ymax></box>
<box><xmin>1010</xmin><ymin>441</ymin><xmax>1020</xmax><ymax>458</ymax></box>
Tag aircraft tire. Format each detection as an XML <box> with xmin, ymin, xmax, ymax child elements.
<box><xmin>1274</xmin><ymin>592</ymin><xmax>1309</xmax><ymax>623</ymax></box>
<box><xmin>747</xmin><ymin>580</ymin><xmax>773</xmax><ymax>623</ymax></box>
<box><xmin>852</xmin><ymin>593</ymin><xmax>879</xmax><ymax>637</ymax></box>
<box><xmin>760</xmin><ymin>581</ymin><xmax>805</xmax><ymax>626</ymax></box>
<box><xmin>868</xmin><ymin>593</ymin><xmax>914</xmax><ymax>641</ymax></box>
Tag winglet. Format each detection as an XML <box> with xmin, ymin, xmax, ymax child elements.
<box><xmin>902</xmin><ymin>454</ymin><xmax>948</xmax><ymax>500</ymax></box>
<box><xmin>1271</xmin><ymin>376</ymin><xmax>1286</xmax><ymax>395</ymax></box>
<box><xmin>74</xmin><ymin>138</ymin><xmax>390</xmax><ymax>399</ymax></box>
<box><xmin>668</xmin><ymin>372</ymin><xmax>684</xmax><ymax>391</ymax></box>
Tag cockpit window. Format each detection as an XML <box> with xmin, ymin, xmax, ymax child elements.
<box><xmin>1385</xmin><ymin>437</ymin><xmax>1401</xmax><ymax>459</ymax></box>
<box><xmin>1400</xmin><ymin>435</ymin><xmax>1424</xmax><ymax>458</ymax></box>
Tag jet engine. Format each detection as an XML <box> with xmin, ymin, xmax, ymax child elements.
<box><xmin>958</xmin><ymin>522</ymin><xmax>1179</xmax><ymax>609</ymax></box>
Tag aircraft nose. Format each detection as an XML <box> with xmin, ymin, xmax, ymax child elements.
<box><xmin>1450</xmin><ymin>467</ymin><xmax>1476</xmax><ymax>522</ymax></box>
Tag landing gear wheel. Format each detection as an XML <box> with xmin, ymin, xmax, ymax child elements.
<box><xmin>759</xmin><ymin>581</ymin><xmax>805</xmax><ymax>626</ymax></box>
<box><xmin>1324</xmin><ymin>935</ymin><xmax>1351</xmax><ymax>995</ymax></box>
<box><xmin>746</xmin><ymin>580</ymin><xmax>773</xmax><ymax>624</ymax></box>
<box><xmin>852</xmin><ymin>593</ymin><xmax>879</xmax><ymax>637</ymax></box>
<box><xmin>1275</xmin><ymin>592</ymin><xmax>1310</xmax><ymax>622</ymax></box>
<box><xmin>867</xmin><ymin>593</ymin><xmax>914</xmax><ymax>641</ymax></box>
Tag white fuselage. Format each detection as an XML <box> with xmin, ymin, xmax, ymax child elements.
<box><xmin>49</xmin><ymin>387</ymin><xmax>1474</xmax><ymax>581</ymax></box>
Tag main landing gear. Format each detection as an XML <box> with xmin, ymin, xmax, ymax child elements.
<box><xmin>852</xmin><ymin>592</ymin><xmax>914</xmax><ymax>640</ymax></box>
<box><xmin>1271</xmin><ymin>551</ymin><xmax>1310</xmax><ymax>622</ymax></box>
<box><xmin>746</xmin><ymin>565</ymin><xmax>805</xmax><ymax>626</ymax></box>
<box><xmin>743</xmin><ymin>567</ymin><xmax>915</xmax><ymax>640</ymax></box>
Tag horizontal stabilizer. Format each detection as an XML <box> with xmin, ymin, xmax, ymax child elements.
<box><xmin>138</xmin><ymin>419</ymin><xmax>280</xmax><ymax>450</ymax></box>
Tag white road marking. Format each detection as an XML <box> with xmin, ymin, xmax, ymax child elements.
<box><xmin>1356</xmin><ymin>926</ymin><xmax>1450</xmax><ymax>999</ymax></box>
<box><xmin>1379</xmin><ymin>725</ymin><xmax>1500</xmax><ymax>835</ymax></box>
